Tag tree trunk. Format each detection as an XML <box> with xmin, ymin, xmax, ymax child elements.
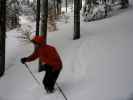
<box><xmin>36</xmin><ymin>0</ymin><xmax>41</xmax><ymax>71</ymax></box>
<box><xmin>59</xmin><ymin>1</ymin><xmax>62</xmax><ymax>15</ymax></box>
<box><xmin>57</xmin><ymin>1</ymin><xmax>60</xmax><ymax>16</ymax></box>
<box><xmin>53</xmin><ymin>0</ymin><xmax>57</xmax><ymax>19</ymax></box>
<box><xmin>0</xmin><ymin>0</ymin><xmax>6</xmax><ymax>77</ymax></box>
<box><xmin>66</xmin><ymin>0</ymin><xmax>67</xmax><ymax>13</ymax></box>
<box><xmin>73</xmin><ymin>0</ymin><xmax>80</xmax><ymax>40</ymax></box>
<box><xmin>79</xmin><ymin>0</ymin><xmax>82</xmax><ymax>10</ymax></box>
<box><xmin>39</xmin><ymin>0</ymin><xmax>48</xmax><ymax>72</ymax></box>
<box><xmin>40</xmin><ymin>0</ymin><xmax>48</xmax><ymax>41</ymax></box>
<box><xmin>36</xmin><ymin>0</ymin><xmax>41</xmax><ymax>36</ymax></box>
<box><xmin>56</xmin><ymin>0</ymin><xmax>62</xmax><ymax>17</ymax></box>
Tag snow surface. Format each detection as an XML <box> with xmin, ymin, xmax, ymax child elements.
<box><xmin>1</xmin><ymin>1</ymin><xmax>133</xmax><ymax>100</ymax></box>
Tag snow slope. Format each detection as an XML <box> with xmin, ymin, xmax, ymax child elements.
<box><xmin>0</xmin><ymin>1</ymin><xmax>133</xmax><ymax>100</ymax></box>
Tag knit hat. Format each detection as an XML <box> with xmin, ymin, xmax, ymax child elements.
<box><xmin>32</xmin><ymin>36</ymin><xmax>44</xmax><ymax>44</ymax></box>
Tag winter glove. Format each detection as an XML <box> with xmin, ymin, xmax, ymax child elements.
<box><xmin>21</xmin><ymin>58</ymin><xmax>27</xmax><ymax>64</ymax></box>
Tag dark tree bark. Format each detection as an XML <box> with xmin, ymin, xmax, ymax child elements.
<box><xmin>56</xmin><ymin>0</ymin><xmax>60</xmax><ymax>16</ymax></box>
<box><xmin>79</xmin><ymin>0</ymin><xmax>82</xmax><ymax>10</ymax></box>
<box><xmin>36</xmin><ymin>0</ymin><xmax>41</xmax><ymax>36</ymax></box>
<box><xmin>40</xmin><ymin>0</ymin><xmax>48</xmax><ymax>41</ymax></box>
<box><xmin>53</xmin><ymin>0</ymin><xmax>57</xmax><ymax>19</ymax></box>
<box><xmin>55</xmin><ymin>0</ymin><xmax>62</xmax><ymax>18</ymax></box>
<box><xmin>66</xmin><ymin>0</ymin><xmax>68</xmax><ymax>13</ymax></box>
<box><xmin>0</xmin><ymin>0</ymin><xmax>6</xmax><ymax>77</ymax></box>
<box><xmin>35</xmin><ymin>0</ymin><xmax>41</xmax><ymax>71</ymax></box>
<box><xmin>39</xmin><ymin>0</ymin><xmax>48</xmax><ymax>72</ymax></box>
<box><xmin>73</xmin><ymin>0</ymin><xmax>80</xmax><ymax>40</ymax></box>
<box><xmin>59</xmin><ymin>0</ymin><xmax>62</xmax><ymax>15</ymax></box>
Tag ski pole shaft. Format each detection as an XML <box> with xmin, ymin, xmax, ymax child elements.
<box><xmin>56</xmin><ymin>83</ymin><xmax>68</xmax><ymax>100</ymax></box>
<box><xmin>24</xmin><ymin>63</ymin><xmax>42</xmax><ymax>86</ymax></box>
<box><xmin>24</xmin><ymin>63</ymin><xmax>47</xmax><ymax>95</ymax></box>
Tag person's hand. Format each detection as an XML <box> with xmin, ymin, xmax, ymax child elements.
<box><xmin>21</xmin><ymin>58</ymin><xmax>27</xmax><ymax>64</ymax></box>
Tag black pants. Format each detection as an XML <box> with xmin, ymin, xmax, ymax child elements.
<box><xmin>42</xmin><ymin>64</ymin><xmax>61</xmax><ymax>91</ymax></box>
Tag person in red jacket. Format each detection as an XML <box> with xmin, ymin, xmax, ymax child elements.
<box><xmin>21</xmin><ymin>36</ymin><xmax>62</xmax><ymax>93</ymax></box>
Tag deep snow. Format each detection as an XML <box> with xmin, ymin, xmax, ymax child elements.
<box><xmin>0</xmin><ymin>1</ymin><xmax>133</xmax><ymax>100</ymax></box>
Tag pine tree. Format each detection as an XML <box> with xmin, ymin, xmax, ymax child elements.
<box><xmin>6</xmin><ymin>0</ymin><xmax>20</xmax><ymax>30</ymax></box>
<box><xmin>0</xmin><ymin>0</ymin><xmax>6</xmax><ymax>77</ymax></box>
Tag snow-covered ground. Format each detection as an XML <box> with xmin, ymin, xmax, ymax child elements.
<box><xmin>0</xmin><ymin>1</ymin><xmax>133</xmax><ymax>100</ymax></box>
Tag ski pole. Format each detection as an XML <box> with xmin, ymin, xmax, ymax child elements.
<box><xmin>24</xmin><ymin>63</ymin><xmax>47</xmax><ymax>95</ymax></box>
<box><xmin>56</xmin><ymin>83</ymin><xmax>68</xmax><ymax>100</ymax></box>
<box><xmin>24</xmin><ymin>63</ymin><xmax>42</xmax><ymax>88</ymax></box>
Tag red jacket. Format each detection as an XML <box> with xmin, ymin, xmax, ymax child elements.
<box><xmin>26</xmin><ymin>44</ymin><xmax>62</xmax><ymax>71</ymax></box>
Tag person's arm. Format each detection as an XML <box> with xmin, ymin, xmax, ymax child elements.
<box><xmin>26</xmin><ymin>50</ymin><xmax>39</xmax><ymax>62</ymax></box>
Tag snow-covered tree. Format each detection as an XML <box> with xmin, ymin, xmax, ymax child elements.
<box><xmin>82</xmin><ymin>0</ymin><xmax>113</xmax><ymax>21</ymax></box>
<box><xmin>82</xmin><ymin>0</ymin><xmax>129</xmax><ymax>22</ymax></box>
<box><xmin>20</xmin><ymin>0</ymin><xmax>36</xmax><ymax>18</ymax></box>
<box><xmin>6</xmin><ymin>0</ymin><xmax>20</xmax><ymax>30</ymax></box>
